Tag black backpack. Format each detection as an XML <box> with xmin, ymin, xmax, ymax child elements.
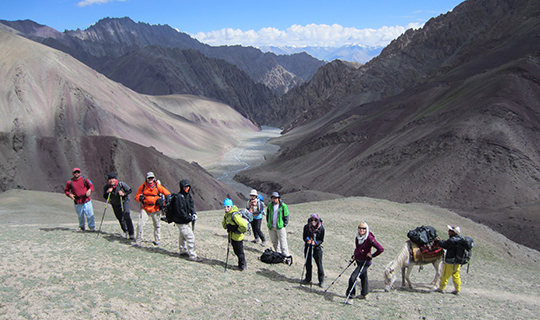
<box><xmin>260</xmin><ymin>249</ymin><xmax>293</xmax><ymax>266</ymax></box>
<box><xmin>162</xmin><ymin>193</ymin><xmax>193</xmax><ymax>224</ymax></box>
<box><xmin>407</xmin><ymin>225</ymin><xmax>438</xmax><ymax>245</ymax></box>
<box><xmin>455</xmin><ymin>236</ymin><xmax>475</xmax><ymax>266</ymax></box>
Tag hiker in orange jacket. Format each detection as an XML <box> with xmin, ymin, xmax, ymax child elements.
<box><xmin>134</xmin><ymin>172</ymin><xmax>170</xmax><ymax>246</ymax></box>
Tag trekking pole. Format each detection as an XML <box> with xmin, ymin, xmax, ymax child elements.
<box><xmin>96</xmin><ymin>193</ymin><xmax>111</xmax><ymax>238</ymax></box>
<box><xmin>224</xmin><ymin>234</ymin><xmax>231</xmax><ymax>272</ymax></box>
<box><xmin>300</xmin><ymin>242</ymin><xmax>313</xmax><ymax>286</ymax></box>
<box><xmin>324</xmin><ymin>259</ymin><xmax>355</xmax><ymax>293</ymax></box>
<box><xmin>344</xmin><ymin>259</ymin><xmax>368</xmax><ymax>305</ymax></box>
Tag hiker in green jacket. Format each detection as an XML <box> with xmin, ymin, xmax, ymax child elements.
<box><xmin>266</xmin><ymin>192</ymin><xmax>290</xmax><ymax>257</ymax></box>
<box><xmin>222</xmin><ymin>198</ymin><xmax>248</xmax><ymax>271</ymax></box>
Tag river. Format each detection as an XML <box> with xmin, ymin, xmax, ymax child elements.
<box><xmin>206</xmin><ymin>126</ymin><xmax>281</xmax><ymax>196</ymax></box>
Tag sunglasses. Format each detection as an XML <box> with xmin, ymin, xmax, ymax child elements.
<box><xmin>224</xmin><ymin>206</ymin><xmax>232</xmax><ymax>210</ymax></box>
<box><xmin>73</xmin><ymin>171</ymin><xmax>81</xmax><ymax>174</ymax></box>
<box><xmin>358</xmin><ymin>227</ymin><xmax>367</xmax><ymax>230</ymax></box>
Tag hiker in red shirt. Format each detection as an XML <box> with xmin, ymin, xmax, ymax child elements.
<box><xmin>64</xmin><ymin>167</ymin><xmax>95</xmax><ymax>231</ymax></box>
<box><xmin>134</xmin><ymin>172</ymin><xmax>170</xmax><ymax>246</ymax></box>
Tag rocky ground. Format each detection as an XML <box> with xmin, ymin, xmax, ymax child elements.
<box><xmin>1</xmin><ymin>190</ymin><xmax>539</xmax><ymax>319</ymax></box>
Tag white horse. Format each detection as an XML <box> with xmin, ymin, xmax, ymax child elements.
<box><xmin>383</xmin><ymin>241</ymin><xmax>443</xmax><ymax>292</ymax></box>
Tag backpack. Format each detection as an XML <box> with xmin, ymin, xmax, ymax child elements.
<box><xmin>260</xmin><ymin>249</ymin><xmax>293</xmax><ymax>265</ymax></box>
<box><xmin>455</xmin><ymin>236</ymin><xmax>475</xmax><ymax>266</ymax></box>
<box><xmin>232</xmin><ymin>209</ymin><xmax>253</xmax><ymax>234</ymax></box>
<box><xmin>162</xmin><ymin>193</ymin><xmax>192</xmax><ymax>224</ymax></box>
<box><xmin>407</xmin><ymin>225</ymin><xmax>438</xmax><ymax>245</ymax></box>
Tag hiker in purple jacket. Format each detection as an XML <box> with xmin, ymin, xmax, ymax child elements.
<box><xmin>345</xmin><ymin>221</ymin><xmax>384</xmax><ymax>304</ymax></box>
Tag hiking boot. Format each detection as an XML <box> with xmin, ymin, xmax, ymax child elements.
<box><xmin>435</xmin><ymin>288</ymin><xmax>444</xmax><ymax>293</ymax></box>
<box><xmin>153</xmin><ymin>241</ymin><xmax>160</xmax><ymax>246</ymax></box>
<box><xmin>89</xmin><ymin>228</ymin><xmax>96</xmax><ymax>232</ymax></box>
<box><xmin>189</xmin><ymin>256</ymin><xmax>203</xmax><ymax>262</ymax></box>
<box><xmin>252</xmin><ymin>239</ymin><xmax>259</xmax><ymax>244</ymax></box>
<box><xmin>179</xmin><ymin>252</ymin><xmax>189</xmax><ymax>257</ymax></box>
<box><xmin>452</xmin><ymin>290</ymin><xmax>460</xmax><ymax>296</ymax></box>
<box><xmin>129</xmin><ymin>235</ymin><xmax>135</xmax><ymax>240</ymax></box>
<box><xmin>345</xmin><ymin>299</ymin><xmax>354</xmax><ymax>305</ymax></box>
<box><xmin>79</xmin><ymin>227</ymin><xmax>85</xmax><ymax>232</ymax></box>
<box><xmin>356</xmin><ymin>295</ymin><xmax>367</xmax><ymax>300</ymax></box>
<box><xmin>300</xmin><ymin>279</ymin><xmax>311</xmax><ymax>285</ymax></box>
<box><xmin>319</xmin><ymin>280</ymin><xmax>326</xmax><ymax>289</ymax></box>
<box><xmin>261</xmin><ymin>241</ymin><xmax>267</xmax><ymax>247</ymax></box>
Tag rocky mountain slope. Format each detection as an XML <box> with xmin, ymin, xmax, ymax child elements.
<box><xmin>0</xmin><ymin>17</ymin><xmax>325</xmax><ymax>126</ymax></box>
<box><xmin>236</xmin><ymin>0</ymin><xmax>540</xmax><ymax>250</ymax></box>
<box><xmin>0</xmin><ymin>28</ymin><xmax>254</xmax><ymax>208</ymax></box>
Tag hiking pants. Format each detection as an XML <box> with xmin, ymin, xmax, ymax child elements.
<box><xmin>269</xmin><ymin>227</ymin><xmax>290</xmax><ymax>256</ymax></box>
<box><xmin>439</xmin><ymin>263</ymin><xmax>461</xmax><ymax>292</ymax></box>
<box><xmin>176</xmin><ymin>223</ymin><xmax>197</xmax><ymax>259</ymax></box>
<box><xmin>136</xmin><ymin>209</ymin><xmax>161</xmax><ymax>243</ymax></box>
<box><xmin>304</xmin><ymin>244</ymin><xmax>324</xmax><ymax>283</ymax></box>
<box><xmin>231</xmin><ymin>239</ymin><xmax>246</xmax><ymax>270</ymax></box>
<box><xmin>346</xmin><ymin>261</ymin><xmax>371</xmax><ymax>297</ymax></box>
<box><xmin>111</xmin><ymin>202</ymin><xmax>134</xmax><ymax>237</ymax></box>
<box><xmin>75</xmin><ymin>201</ymin><xmax>95</xmax><ymax>230</ymax></box>
<box><xmin>251</xmin><ymin>218</ymin><xmax>266</xmax><ymax>242</ymax></box>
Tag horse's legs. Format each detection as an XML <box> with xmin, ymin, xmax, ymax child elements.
<box><xmin>431</xmin><ymin>260</ymin><xmax>442</xmax><ymax>286</ymax></box>
<box><xmin>405</xmin><ymin>266</ymin><xmax>414</xmax><ymax>289</ymax></box>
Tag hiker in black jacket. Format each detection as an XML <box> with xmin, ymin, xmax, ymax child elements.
<box><xmin>179</xmin><ymin>179</ymin><xmax>197</xmax><ymax>231</ymax></box>
<box><xmin>436</xmin><ymin>225</ymin><xmax>462</xmax><ymax>295</ymax></box>
<box><xmin>301</xmin><ymin>213</ymin><xmax>325</xmax><ymax>288</ymax></box>
<box><xmin>103</xmin><ymin>173</ymin><xmax>134</xmax><ymax>239</ymax></box>
<box><xmin>170</xmin><ymin>180</ymin><xmax>202</xmax><ymax>262</ymax></box>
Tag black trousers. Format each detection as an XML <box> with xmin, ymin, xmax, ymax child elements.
<box><xmin>111</xmin><ymin>202</ymin><xmax>134</xmax><ymax>236</ymax></box>
<box><xmin>346</xmin><ymin>260</ymin><xmax>371</xmax><ymax>297</ymax></box>
<box><xmin>231</xmin><ymin>239</ymin><xmax>246</xmax><ymax>270</ymax></box>
<box><xmin>303</xmin><ymin>245</ymin><xmax>324</xmax><ymax>283</ymax></box>
<box><xmin>251</xmin><ymin>219</ymin><xmax>266</xmax><ymax>241</ymax></box>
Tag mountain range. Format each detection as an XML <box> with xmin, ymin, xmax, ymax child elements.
<box><xmin>0</xmin><ymin>17</ymin><xmax>325</xmax><ymax>126</ymax></box>
<box><xmin>1</xmin><ymin>0</ymin><xmax>540</xmax><ymax>251</ymax></box>
<box><xmin>236</xmin><ymin>0</ymin><xmax>540</xmax><ymax>250</ymax></box>
<box><xmin>260</xmin><ymin>44</ymin><xmax>383</xmax><ymax>64</ymax></box>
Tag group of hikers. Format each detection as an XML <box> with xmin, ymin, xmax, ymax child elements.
<box><xmin>64</xmin><ymin>167</ymin><xmax>465</xmax><ymax>304</ymax></box>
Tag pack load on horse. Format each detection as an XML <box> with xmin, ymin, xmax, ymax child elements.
<box><xmin>384</xmin><ymin>226</ymin><xmax>444</xmax><ymax>291</ymax></box>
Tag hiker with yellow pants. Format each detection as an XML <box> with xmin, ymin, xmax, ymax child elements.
<box><xmin>436</xmin><ymin>225</ymin><xmax>462</xmax><ymax>295</ymax></box>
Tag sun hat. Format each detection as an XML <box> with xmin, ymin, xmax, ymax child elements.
<box><xmin>249</xmin><ymin>189</ymin><xmax>258</xmax><ymax>196</ymax></box>
<box><xmin>271</xmin><ymin>192</ymin><xmax>280</xmax><ymax>198</ymax></box>
<box><xmin>107</xmin><ymin>172</ymin><xmax>117</xmax><ymax>179</ymax></box>
<box><xmin>448</xmin><ymin>225</ymin><xmax>461</xmax><ymax>234</ymax></box>
<box><xmin>72</xmin><ymin>167</ymin><xmax>81</xmax><ymax>173</ymax></box>
<box><xmin>146</xmin><ymin>172</ymin><xmax>155</xmax><ymax>178</ymax></box>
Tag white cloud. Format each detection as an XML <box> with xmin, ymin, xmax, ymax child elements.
<box><xmin>193</xmin><ymin>23</ymin><xmax>423</xmax><ymax>48</ymax></box>
<box><xmin>77</xmin><ymin>0</ymin><xmax>125</xmax><ymax>8</ymax></box>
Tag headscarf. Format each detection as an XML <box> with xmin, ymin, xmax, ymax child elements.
<box><xmin>308</xmin><ymin>213</ymin><xmax>322</xmax><ymax>233</ymax></box>
<box><xmin>356</xmin><ymin>221</ymin><xmax>370</xmax><ymax>244</ymax></box>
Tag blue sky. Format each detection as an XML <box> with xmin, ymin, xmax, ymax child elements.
<box><xmin>1</xmin><ymin>0</ymin><xmax>464</xmax><ymax>48</ymax></box>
